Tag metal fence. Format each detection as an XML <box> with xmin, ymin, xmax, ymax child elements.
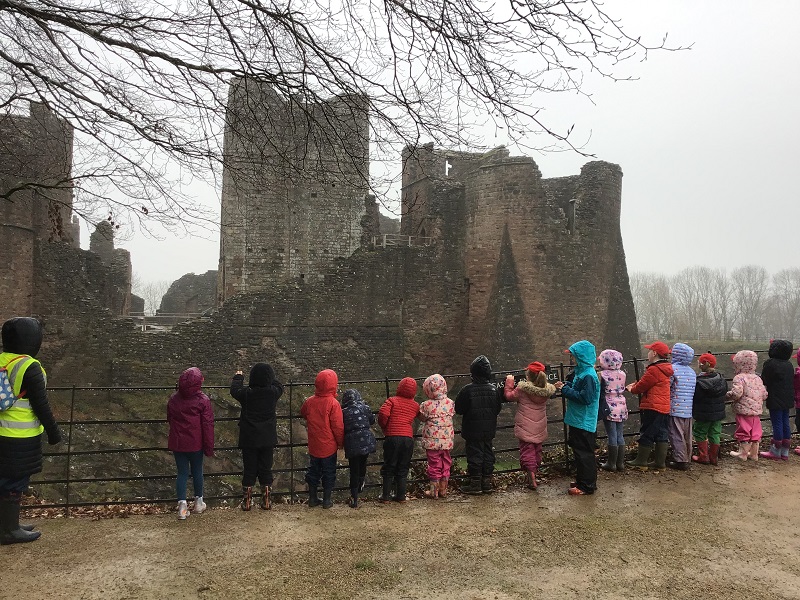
<box><xmin>27</xmin><ymin>351</ymin><xmax>789</xmax><ymax>514</ymax></box>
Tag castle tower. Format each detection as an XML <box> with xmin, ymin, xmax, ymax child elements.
<box><xmin>218</xmin><ymin>78</ymin><xmax>370</xmax><ymax>303</ymax></box>
<box><xmin>401</xmin><ymin>145</ymin><xmax>639</xmax><ymax>367</ymax></box>
<box><xmin>0</xmin><ymin>102</ymin><xmax>74</xmax><ymax>321</ymax></box>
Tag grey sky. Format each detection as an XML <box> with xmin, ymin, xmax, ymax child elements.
<box><xmin>102</xmin><ymin>0</ymin><xmax>800</xmax><ymax>286</ymax></box>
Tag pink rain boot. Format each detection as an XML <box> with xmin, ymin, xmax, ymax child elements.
<box><xmin>758</xmin><ymin>439</ymin><xmax>782</xmax><ymax>461</ymax></box>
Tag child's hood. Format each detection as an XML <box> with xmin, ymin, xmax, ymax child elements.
<box><xmin>177</xmin><ymin>367</ymin><xmax>204</xmax><ymax>397</ymax></box>
<box><xmin>395</xmin><ymin>377</ymin><xmax>418</xmax><ymax>399</ymax></box>
<box><xmin>598</xmin><ymin>349</ymin><xmax>623</xmax><ymax>371</ymax></box>
<box><xmin>470</xmin><ymin>355</ymin><xmax>493</xmax><ymax>382</ymax></box>
<box><xmin>314</xmin><ymin>369</ymin><xmax>338</xmax><ymax>396</ymax></box>
<box><xmin>423</xmin><ymin>374</ymin><xmax>448</xmax><ymax>400</ymax></box>
<box><xmin>341</xmin><ymin>388</ymin><xmax>363</xmax><ymax>409</ymax></box>
<box><xmin>248</xmin><ymin>362</ymin><xmax>275</xmax><ymax>388</ymax></box>
<box><xmin>671</xmin><ymin>343</ymin><xmax>694</xmax><ymax>367</ymax></box>
<box><xmin>768</xmin><ymin>339</ymin><xmax>793</xmax><ymax>360</ymax></box>
<box><xmin>732</xmin><ymin>350</ymin><xmax>758</xmax><ymax>374</ymax></box>
<box><xmin>568</xmin><ymin>340</ymin><xmax>597</xmax><ymax>378</ymax></box>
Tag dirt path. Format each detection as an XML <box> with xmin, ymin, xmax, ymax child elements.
<box><xmin>4</xmin><ymin>460</ymin><xmax>800</xmax><ymax>600</ymax></box>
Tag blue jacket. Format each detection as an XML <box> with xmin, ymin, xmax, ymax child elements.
<box><xmin>341</xmin><ymin>389</ymin><xmax>377</xmax><ymax>459</ymax></box>
<box><xmin>670</xmin><ymin>343</ymin><xmax>696</xmax><ymax>418</ymax></box>
<box><xmin>561</xmin><ymin>341</ymin><xmax>600</xmax><ymax>433</ymax></box>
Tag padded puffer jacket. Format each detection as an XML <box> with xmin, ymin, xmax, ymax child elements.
<box><xmin>670</xmin><ymin>343</ymin><xmax>696</xmax><ymax>418</ymax></box>
<box><xmin>761</xmin><ymin>339</ymin><xmax>795</xmax><ymax>411</ymax></box>
<box><xmin>455</xmin><ymin>356</ymin><xmax>503</xmax><ymax>442</ymax></box>
<box><xmin>630</xmin><ymin>360</ymin><xmax>673</xmax><ymax>414</ymax></box>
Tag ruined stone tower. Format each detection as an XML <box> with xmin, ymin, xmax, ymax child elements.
<box><xmin>218</xmin><ymin>78</ymin><xmax>371</xmax><ymax>303</ymax></box>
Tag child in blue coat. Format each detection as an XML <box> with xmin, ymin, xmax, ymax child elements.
<box><xmin>341</xmin><ymin>389</ymin><xmax>376</xmax><ymax>508</ymax></box>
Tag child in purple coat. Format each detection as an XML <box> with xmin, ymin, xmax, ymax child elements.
<box><xmin>167</xmin><ymin>367</ymin><xmax>215</xmax><ymax>520</ymax></box>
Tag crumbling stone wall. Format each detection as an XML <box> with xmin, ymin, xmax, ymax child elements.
<box><xmin>159</xmin><ymin>270</ymin><xmax>218</xmax><ymax>315</ymax></box>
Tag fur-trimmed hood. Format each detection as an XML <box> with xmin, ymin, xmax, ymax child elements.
<box><xmin>516</xmin><ymin>379</ymin><xmax>556</xmax><ymax>397</ymax></box>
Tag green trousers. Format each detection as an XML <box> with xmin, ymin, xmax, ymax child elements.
<box><xmin>693</xmin><ymin>420</ymin><xmax>722</xmax><ymax>444</ymax></box>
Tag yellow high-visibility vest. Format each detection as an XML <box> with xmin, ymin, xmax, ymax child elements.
<box><xmin>0</xmin><ymin>352</ymin><xmax>45</xmax><ymax>438</ymax></box>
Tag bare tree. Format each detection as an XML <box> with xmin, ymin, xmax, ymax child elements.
<box><xmin>730</xmin><ymin>265</ymin><xmax>769</xmax><ymax>341</ymax></box>
<box><xmin>630</xmin><ymin>272</ymin><xmax>677</xmax><ymax>339</ymax></box>
<box><xmin>132</xmin><ymin>277</ymin><xmax>171</xmax><ymax>316</ymax></box>
<box><xmin>769</xmin><ymin>268</ymin><xmax>800</xmax><ymax>340</ymax></box>
<box><xmin>671</xmin><ymin>266</ymin><xmax>715</xmax><ymax>338</ymax></box>
<box><xmin>707</xmin><ymin>268</ymin><xmax>734</xmax><ymax>340</ymax></box>
<box><xmin>0</xmin><ymin>0</ymin><xmax>678</xmax><ymax>232</ymax></box>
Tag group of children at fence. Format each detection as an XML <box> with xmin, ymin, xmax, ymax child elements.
<box><xmin>166</xmin><ymin>338</ymin><xmax>800</xmax><ymax>519</ymax></box>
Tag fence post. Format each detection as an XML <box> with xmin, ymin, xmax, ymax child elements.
<box><xmin>559</xmin><ymin>362</ymin><xmax>570</xmax><ymax>471</ymax></box>
<box><xmin>289</xmin><ymin>381</ymin><xmax>294</xmax><ymax>504</ymax></box>
<box><xmin>65</xmin><ymin>385</ymin><xmax>76</xmax><ymax>517</ymax></box>
<box><xmin>384</xmin><ymin>376</ymin><xmax>390</xmax><ymax>399</ymax></box>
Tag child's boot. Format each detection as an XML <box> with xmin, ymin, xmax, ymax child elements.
<box><xmin>462</xmin><ymin>476</ymin><xmax>483</xmax><ymax>495</ymax></box>
<box><xmin>379</xmin><ymin>476</ymin><xmax>393</xmax><ymax>503</ymax></box>
<box><xmin>481</xmin><ymin>476</ymin><xmax>494</xmax><ymax>494</ymax></box>
<box><xmin>308</xmin><ymin>485</ymin><xmax>322</xmax><ymax>507</ymax></box>
<box><xmin>749</xmin><ymin>441</ymin><xmax>760</xmax><ymax>461</ymax></box>
<box><xmin>241</xmin><ymin>486</ymin><xmax>253</xmax><ymax>511</ymax></box>
<box><xmin>729</xmin><ymin>443</ymin><xmax>749</xmax><ymax>460</ymax></box>
<box><xmin>322</xmin><ymin>487</ymin><xmax>333</xmax><ymax>509</ymax></box>
<box><xmin>394</xmin><ymin>476</ymin><xmax>408</xmax><ymax>503</ymax></box>
<box><xmin>424</xmin><ymin>480</ymin><xmax>439</xmax><ymax>499</ymax></box>
<box><xmin>616</xmin><ymin>444</ymin><xmax>626</xmax><ymax>471</ymax></box>
<box><xmin>626</xmin><ymin>443</ymin><xmax>652</xmax><ymax>469</ymax></box>
<box><xmin>708</xmin><ymin>443</ymin><xmax>720</xmax><ymax>466</ymax></box>
<box><xmin>648</xmin><ymin>442</ymin><xmax>669</xmax><ymax>470</ymax></box>
<box><xmin>348</xmin><ymin>494</ymin><xmax>358</xmax><ymax>508</ymax></box>
<box><xmin>758</xmin><ymin>439</ymin><xmax>781</xmax><ymax>460</ymax></box>
<box><xmin>781</xmin><ymin>439</ymin><xmax>791</xmax><ymax>460</ymax></box>
<box><xmin>260</xmin><ymin>486</ymin><xmax>271</xmax><ymax>510</ymax></box>
<box><xmin>438</xmin><ymin>478</ymin><xmax>448</xmax><ymax>497</ymax></box>
<box><xmin>527</xmin><ymin>470</ymin><xmax>538</xmax><ymax>490</ymax></box>
<box><xmin>601</xmin><ymin>446</ymin><xmax>618</xmax><ymax>471</ymax></box>
<box><xmin>691</xmin><ymin>440</ymin><xmax>709</xmax><ymax>464</ymax></box>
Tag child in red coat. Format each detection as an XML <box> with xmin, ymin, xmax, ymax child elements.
<box><xmin>377</xmin><ymin>377</ymin><xmax>420</xmax><ymax>503</ymax></box>
<box><xmin>300</xmin><ymin>369</ymin><xmax>344</xmax><ymax>509</ymax></box>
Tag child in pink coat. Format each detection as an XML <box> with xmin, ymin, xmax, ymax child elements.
<box><xmin>418</xmin><ymin>374</ymin><xmax>455</xmax><ymax>499</ymax></box>
<box><xmin>726</xmin><ymin>350</ymin><xmax>768</xmax><ymax>461</ymax></box>
<box><xmin>504</xmin><ymin>362</ymin><xmax>555</xmax><ymax>489</ymax></box>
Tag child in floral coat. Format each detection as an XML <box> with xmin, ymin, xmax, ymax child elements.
<box><xmin>727</xmin><ymin>350</ymin><xmax>768</xmax><ymax>461</ymax></box>
<box><xmin>597</xmin><ymin>349</ymin><xmax>628</xmax><ymax>472</ymax></box>
<box><xmin>418</xmin><ymin>374</ymin><xmax>455</xmax><ymax>499</ymax></box>
<box><xmin>504</xmin><ymin>362</ymin><xmax>555</xmax><ymax>489</ymax></box>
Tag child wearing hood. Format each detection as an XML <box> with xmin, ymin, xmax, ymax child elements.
<box><xmin>597</xmin><ymin>349</ymin><xmax>628</xmax><ymax>472</ymax></box>
<box><xmin>378</xmin><ymin>377</ymin><xmax>420</xmax><ymax>503</ymax></box>
<box><xmin>419</xmin><ymin>374</ymin><xmax>455</xmax><ymax>499</ymax></box>
<box><xmin>341</xmin><ymin>389</ymin><xmax>376</xmax><ymax>508</ymax></box>
<box><xmin>727</xmin><ymin>350</ymin><xmax>767</xmax><ymax>461</ymax></box>
<box><xmin>230</xmin><ymin>362</ymin><xmax>284</xmax><ymax>511</ymax></box>
<box><xmin>795</xmin><ymin>351</ymin><xmax>800</xmax><ymax>455</ymax></box>
<box><xmin>455</xmin><ymin>355</ymin><xmax>504</xmax><ymax>495</ymax></box>
<box><xmin>667</xmin><ymin>343</ymin><xmax>696</xmax><ymax>470</ymax></box>
<box><xmin>625</xmin><ymin>341</ymin><xmax>673</xmax><ymax>470</ymax></box>
<box><xmin>758</xmin><ymin>339</ymin><xmax>795</xmax><ymax>460</ymax></box>
<box><xmin>167</xmin><ymin>367</ymin><xmax>215</xmax><ymax>520</ymax></box>
<box><xmin>504</xmin><ymin>362</ymin><xmax>555</xmax><ymax>489</ymax></box>
<box><xmin>554</xmin><ymin>341</ymin><xmax>600</xmax><ymax>496</ymax></box>
<box><xmin>300</xmin><ymin>369</ymin><xmax>344</xmax><ymax>508</ymax></box>
<box><xmin>691</xmin><ymin>353</ymin><xmax>728</xmax><ymax>465</ymax></box>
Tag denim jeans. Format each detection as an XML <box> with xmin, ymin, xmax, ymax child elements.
<box><xmin>306</xmin><ymin>452</ymin><xmax>337</xmax><ymax>492</ymax></box>
<box><xmin>769</xmin><ymin>409</ymin><xmax>791</xmax><ymax>441</ymax></box>
<box><xmin>174</xmin><ymin>450</ymin><xmax>204</xmax><ymax>501</ymax></box>
<box><xmin>603</xmin><ymin>420</ymin><xmax>625</xmax><ymax>446</ymax></box>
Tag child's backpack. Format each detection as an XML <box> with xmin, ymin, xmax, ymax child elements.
<box><xmin>0</xmin><ymin>355</ymin><xmax>27</xmax><ymax>411</ymax></box>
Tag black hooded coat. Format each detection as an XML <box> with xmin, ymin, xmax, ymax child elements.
<box><xmin>761</xmin><ymin>339</ymin><xmax>795</xmax><ymax>411</ymax></box>
<box><xmin>0</xmin><ymin>318</ymin><xmax>61</xmax><ymax>480</ymax></box>
<box><xmin>230</xmin><ymin>363</ymin><xmax>284</xmax><ymax>448</ymax></box>
<box><xmin>455</xmin><ymin>356</ymin><xmax>503</xmax><ymax>441</ymax></box>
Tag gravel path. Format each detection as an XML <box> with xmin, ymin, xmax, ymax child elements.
<box><xmin>4</xmin><ymin>460</ymin><xmax>800</xmax><ymax>599</ymax></box>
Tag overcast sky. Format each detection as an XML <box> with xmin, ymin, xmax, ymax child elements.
<box><xmin>101</xmin><ymin>0</ymin><xmax>800</xmax><ymax>287</ymax></box>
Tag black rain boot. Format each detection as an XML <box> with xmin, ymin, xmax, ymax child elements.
<box><xmin>626</xmin><ymin>443</ymin><xmax>652</xmax><ymax>469</ymax></box>
<box><xmin>308</xmin><ymin>485</ymin><xmax>322</xmax><ymax>507</ymax></box>
<box><xmin>394</xmin><ymin>476</ymin><xmax>408</xmax><ymax>503</ymax></box>
<box><xmin>0</xmin><ymin>497</ymin><xmax>41</xmax><ymax>545</ymax></box>
<box><xmin>322</xmin><ymin>487</ymin><xmax>334</xmax><ymax>509</ymax></box>
<box><xmin>481</xmin><ymin>476</ymin><xmax>494</xmax><ymax>494</ymax></box>
<box><xmin>380</xmin><ymin>476</ymin><xmax>393</xmax><ymax>503</ymax></box>
<box><xmin>462</xmin><ymin>476</ymin><xmax>483</xmax><ymax>495</ymax></box>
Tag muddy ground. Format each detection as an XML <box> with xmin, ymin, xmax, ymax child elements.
<box><xmin>3</xmin><ymin>459</ymin><xmax>800</xmax><ymax>600</ymax></box>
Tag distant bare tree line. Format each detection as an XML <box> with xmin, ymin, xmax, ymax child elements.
<box><xmin>630</xmin><ymin>266</ymin><xmax>800</xmax><ymax>342</ymax></box>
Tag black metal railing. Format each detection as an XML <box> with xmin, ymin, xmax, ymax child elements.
<box><xmin>26</xmin><ymin>351</ymin><xmax>789</xmax><ymax>514</ymax></box>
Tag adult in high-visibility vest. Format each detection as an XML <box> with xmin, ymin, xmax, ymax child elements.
<box><xmin>0</xmin><ymin>317</ymin><xmax>61</xmax><ymax>545</ymax></box>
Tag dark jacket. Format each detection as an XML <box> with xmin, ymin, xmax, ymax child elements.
<box><xmin>0</xmin><ymin>317</ymin><xmax>61</xmax><ymax>479</ymax></box>
<box><xmin>692</xmin><ymin>370</ymin><xmax>728</xmax><ymax>422</ymax></box>
<box><xmin>230</xmin><ymin>363</ymin><xmax>284</xmax><ymax>448</ymax></box>
<box><xmin>341</xmin><ymin>389</ymin><xmax>377</xmax><ymax>459</ymax></box>
<box><xmin>455</xmin><ymin>356</ymin><xmax>503</xmax><ymax>442</ymax></box>
<box><xmin>761</xmin><ymin>339</ymin><xmax>795</xmax><ymax>411</ymax></box>
<box><xmin>167</xmin><ymin>367</ymin><xmax>215</xmax><ymax>455</ymax></box>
